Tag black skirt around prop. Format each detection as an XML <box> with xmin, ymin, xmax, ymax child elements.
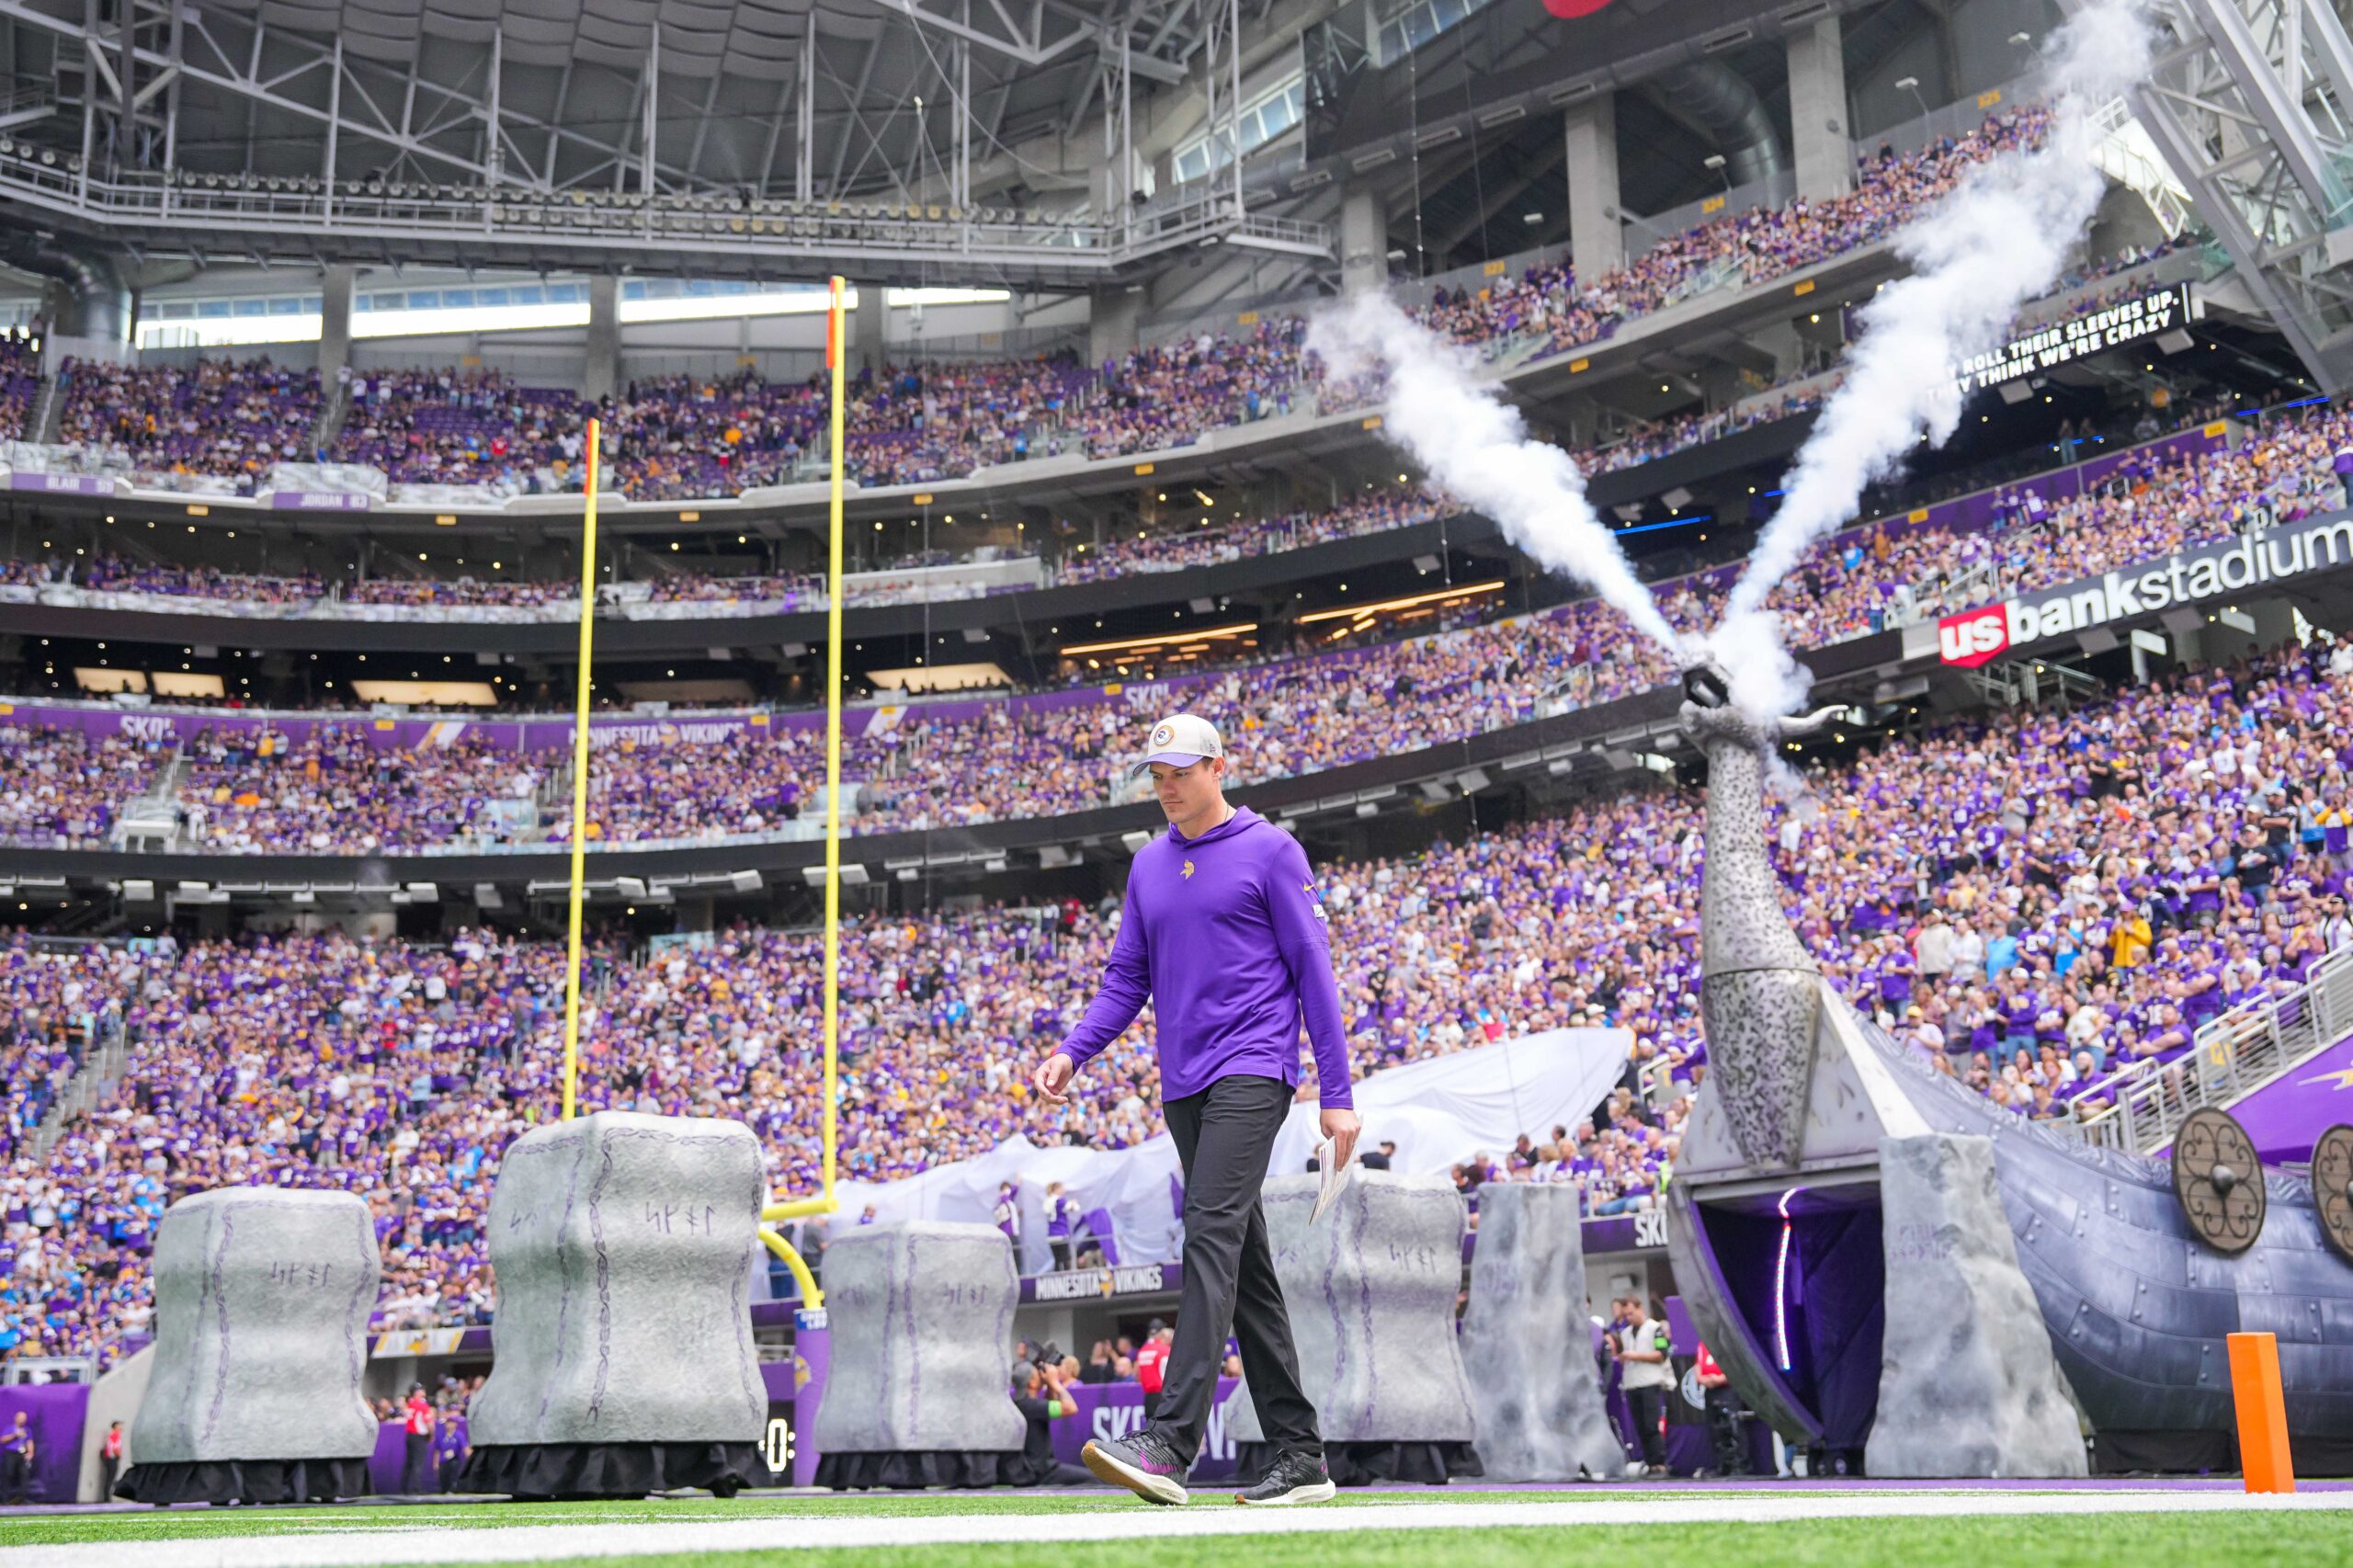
<box><xmin>114</xmin><ymin>1457</ymin><xmax>372</xmax><ymax>1506</ymax></box>
<box><xmin>1233</xmin><ymin>1438</ymin><xmax>1485</xmax><ymax>1487</ymax></box>
<box><xmin>812</xmin><ymin>1449</ymin><xmax>1030</xmax><ymax>1490</ymax></box>
<box><xmin>455</xmin><ymin>1441</ymin><xmax>773</xmax><ymax>1500</ymax></box>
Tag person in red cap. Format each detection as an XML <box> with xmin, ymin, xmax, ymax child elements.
<box><xmin>400</xmin><ymin>1384</ymin><xmax>436</xmax><ymax>1494</ymax></box>
<box><xmin>1134</xmin><ymin>1323</ymin><xmax>1172</xmax><ymax>1419</ymax></box>
<box><xmin>1694</xmin><ymin>1343</ymin><xmax>1747</xmax><ymax>1478</ymax></box>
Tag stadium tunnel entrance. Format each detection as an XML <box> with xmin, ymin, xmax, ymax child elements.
<box><xmin>1678</xmin><ymin>1177</ymin><xmax>1887</xmax><ymax>1472</ymax></box>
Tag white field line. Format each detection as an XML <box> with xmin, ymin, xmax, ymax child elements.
<box><xmin>2</xmin><ymin>1488</ymin><xmax>2346</xmax><ymax>1568</ymax></box>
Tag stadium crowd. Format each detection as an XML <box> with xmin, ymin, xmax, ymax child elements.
<box><xmin>0</xmin><ymin>723</ymin><xmax>159</xmax><ymax>848</ymax></box>
<box><xmin>7</xmin><ymin>631</ymin><xmax>2351</xmax><ymax>1369</ymax></box>
<box><xmin>84</xmin><ymin>555</ymin><xmax>327</xmax><ymax>605</ymax></box>
<box><xmin>0</xmin><ymin>333</ymin><xmax>40</xmax><ymax>443</ymax></box>
<box><xmin>16</xmin><ymin>105</ymin><xmax>2098</xmax><ymax>500</ymax></box>
<box><xmin>26</xmin><ymin>553</ymin><xmax>1040</xmax><ymax>618</ymax></box>
<box><xmin>4</xmin><ymin>382</ymin><xmax>2347</xmax><ymax>853</ymax></box>
<box><xmin>1053</xmin><ymin>489</ymin><xmax>1450</xmax><ymax>585</ymax></box>
<box><xmin>332</xmin><ymin>369</ymin><xmax>590</xmax><ymax>488</ymax></box>
<box><xmin>54</xmin><ymin>358</ymin><xmax>322</xmax><ymax>483</ymax></box>
<box><xmin>170</xmin><ymin>727</ymin><xmax>547</xmax><ymax>854</ymax></box>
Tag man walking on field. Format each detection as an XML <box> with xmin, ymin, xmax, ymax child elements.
<box><xmin>1034</xmin><ymin>713</ymin><xmax>1359</xmax><ymax>1507</ymax></box>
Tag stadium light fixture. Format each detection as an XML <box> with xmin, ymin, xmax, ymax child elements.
<box><xmin>1058</xmin><ymin>622</ymin><xmax>1257</xmax><ymax>656</ymax></box>
<box><xmin>1295</xmin><ymin>579</ymin><xmax>1503</xmax><ymax>625</ymax></box>
<box><xmin>1772</xmin><ymin>1191</ymin><xmax>1802</xmax><ymax>1368</ymax></box>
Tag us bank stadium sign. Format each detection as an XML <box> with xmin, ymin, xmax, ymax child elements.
<box><xmin>1936</xmin><ymin>506</ymin><xmax>2353</xmax><ymax>667</ymax></box>
<box><xmin>1033</xmin><ymin>1264</ymin><xmax>1170</xmax><ymax>1301</ymax></box>
<box><xmin>1950</xmin><ymin>283</ymin><xmax>2193</xmax><ymax>396</ymax></box>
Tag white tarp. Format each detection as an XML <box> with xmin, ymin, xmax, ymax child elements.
<box><xmin>825</xmin><ymin>1028</ymin><xmax>1631</xmax><ymax>1274</ymax></box>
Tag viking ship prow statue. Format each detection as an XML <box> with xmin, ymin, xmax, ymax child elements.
<box><xmin>1679</xmin><ymin>664</ymin><xmax>1844</xmax><ymax>1171</ymax></box>
<box><xmin>1663</xmin><ymin>658</ymin><xmax>2353</xmax><ymax>1477</ymax></box>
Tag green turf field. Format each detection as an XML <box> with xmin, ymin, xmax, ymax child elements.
<box><xmin>0</xmin><ymin>1486</ymin><xmax>2171</xmax><ymax>1548</ymax></box>
<box><xmin>449</xmin><ymin>1517</ymin><xmax>2353</xmax><ymax>1568</ymax></box>
<box><xmin>0</xmin><ymin>1493</ymin><xmax>2342</xmax><ymax>1568</ymax></box>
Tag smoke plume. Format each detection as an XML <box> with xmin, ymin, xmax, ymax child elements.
<box><xmin>1308</xmin><ymin>293</ymin><xmax>1687</xmax><ymax>656</ymax></box>
<box><xmin>1708</xmin><ymin>0</ymin><xmax>2156</xmax><ymax>716</ymax></box>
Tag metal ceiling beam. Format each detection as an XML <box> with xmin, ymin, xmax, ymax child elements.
<box><xmin>5</xmin><ymin>0</ymin><xmax>753</xmax><ymax>197</ymax></box>
<box><xmin>2087</xmin><ymin>0</ymin><xmax>2353</xmax><ymax>389</ymax></box>
<box><xmin>540</xmin><ymin>56</ymin><xmax>575</xmax><ymax>187</ymax></box>
<box><xmin>825</xmin><ymin>37</ymin><xmax>886</xmax><ymax>197</ymax></box>
<box><xmin>9</xmin><ymin>0</ymin><xmax>1231</xmax><ymax>226</ymax></box>
<box><xmin>0</xmin><ymin>158</ymin><xmax>1329</xmax><ymax>285</ymax></box>
<box><xmin>842</xmin><ymin>0</ymin><xmax>1094</xmax><ymax>68</ymax></box>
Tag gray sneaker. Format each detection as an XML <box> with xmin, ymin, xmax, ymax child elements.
<box><xmin>1233</xmin><ymin>1449</ymin><xmax>1336</xmax><ymax>1506</ymax></box>
<box><xmin>1082</xmin><ymin>1429</ymin><xmax>1190</xmax><ymax>1506</ymax></box>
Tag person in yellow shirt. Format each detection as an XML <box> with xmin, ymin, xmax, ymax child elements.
<box><xmin>2109</xmin><ymin>905</ymin><xmax>2153</xmax><ymax>969</ymax></box>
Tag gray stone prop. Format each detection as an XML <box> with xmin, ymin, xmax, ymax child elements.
<box><xmin>1682</xmin><ymin>665</ymin><xmax>1844</xmax><ymax>1171</ymax></box>
<box><xmin>1867</xmin><ymin>1133</ymin><xmax>2088</xmax><ymax>1477</ymax></box>
<box><xmin>467</xmin><ymin>1112</ymin><xmax>768</xmax><ymax>1448</ymax></box>
<box><xmin>130</xmin><ymin>1188</ymin><xmax>380</xmax><ymax>1463</ymax></box>
<box><xmin>1226</xmin><ymin>1173</ymin><xmax>1476</xmax><ymax>1445</ymax></box>
<box><xmin>1459</xmin><ymin>1182</ymin><xmax>1624</xmax><ymax>1480</ymax></box>
<box><xmin>1668</xmin><ymin>658</ymin><xmax>2353</xmax><ymax>1457</ymax></box>
<box><xmin>806</xmin><ymin>1221</ymin><xmax>1025</xmax><ymax>1454</ymax></box>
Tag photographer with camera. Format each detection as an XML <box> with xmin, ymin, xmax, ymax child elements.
<box><xmin>1008</xmin><ymin>1358</ymin><xmax>1095</xmax><ymax>1487</ymax></box>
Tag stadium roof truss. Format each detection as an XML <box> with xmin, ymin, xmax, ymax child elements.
<box><xmin>0</xmin><ymin>0</ymin><xmax>1327</xmax><ymax>283</ymax></box>
<box><xmin>2099</xmin><ymin>0</ymin><xmax>2353</xmax><ymax>390</ymax></box>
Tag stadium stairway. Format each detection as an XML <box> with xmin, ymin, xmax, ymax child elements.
<box><xmin>2078</xmin><ymin>944</ymin><xmax>2353</xmax><ymax>1158</ymax></box>
<box><xmin>311</xmin><ymin>378</ymin><xmax>349</xmax><ymax>453</ymax></box>
<box><xmin>26</xmin><ymin>370</ymin><xmax>63</xmax><ymax>444</ymax></box>
<box><xmin>30</xmin><ymin>1023</ymin><xmax>128</xmax><ymax>1165</ymax></box>
<box><xmin>2090</xmin><ymin>97</ymin><xmax>2195</xmax><ymax>238</ymax></box>
<box><xmin>109</xmin><ymin>748</ymin><xmax>186</xmax><ymax>852</ymax></box>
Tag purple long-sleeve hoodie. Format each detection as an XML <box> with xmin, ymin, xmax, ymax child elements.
<box><xmin>1056</xmin><ymin>805</ymin><xmax>1354</xmax><ymax>1108</ymax></box>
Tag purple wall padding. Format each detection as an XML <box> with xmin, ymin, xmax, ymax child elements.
<box><xmin>2228</xmin><ymin>1032</ymin><xmax>2353</xmax><ymax>1164</ymax></box>
<box><xmin>0</xmin><ymin>1384</ymin><xmax>87</xmax><ymax>1503</ymax></box>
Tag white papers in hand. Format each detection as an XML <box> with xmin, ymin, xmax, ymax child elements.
<box><xmin>1311</xmin><ymin>1135</ymin><xmax>1354</xmax><ymax>1225</ymax></box>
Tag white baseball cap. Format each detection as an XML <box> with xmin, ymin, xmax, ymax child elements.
<box><xmin>1129</xmin><ymin>712</ymin><xmax>1224</xmax><ymax>781</ymax></box>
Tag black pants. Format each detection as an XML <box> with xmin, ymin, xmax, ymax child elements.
<box><xmin>402</xmin><ymin>1432</ymin><xmax>431</xmax><ymax>1494</ymax></box>
<box><xmin>102</xmin><ymin>1454</ymin><xmax>119</xmax><ymax>1500</ymax></box>
<box><xmin>1153</xmin><ymin>1074</ymin><xmax>1322</xmax><ymax>1465</ymax></box>
<box><xmin>1625</xmin><ymin>1385</ymin><xmax>1667</xmax><ymax>1468</ymax></box>
<box><xmin>1705</xmin><ymin>1387</ymin><xmax>1745</xmax><ymax>1476</ymax></box>
<box><xmin>1048</xmin><ymin>1236</ymin><xmax>1074</xmax><ymax>1272</ymax></box>
<box><xmin>1</xmin><ymin>1450</ymin><xmax>27</xmax><ymax>1505</ymax></box>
